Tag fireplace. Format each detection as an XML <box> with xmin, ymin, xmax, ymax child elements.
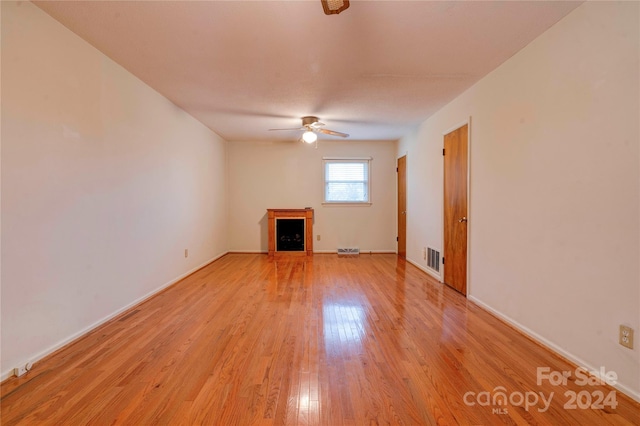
<box><xmin>267</xmin><ymin>209</ymin><xmax>313</xmax><ymax>256</ymax></box>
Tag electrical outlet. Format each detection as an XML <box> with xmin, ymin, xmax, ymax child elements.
<box><xmin>619</xmin><ymin>325</ymin><xmax>634</xmax><ymax>349</ymax></box>
<box><xmin>184</xmin><ymin>249</ymin><xmax>188</xmax><ymax>258</ymax></box>
<box><xmin>423</xmin><ymin>247</ymin><xmax>427</xmax><ymax>260</ymax></box>
<box><xmin>14</xmin><ymin>362</ymin><xmax>32</xmax><ymax>377</ymax></box>
<box><xmin>317</xmin><ymin>235</ymin><xmax>321</xmax><ymax>241</ymax></box>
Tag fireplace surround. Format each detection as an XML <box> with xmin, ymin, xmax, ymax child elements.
<box><xmin>267</xmin><ymin>209</ymin><xmax>313</xmax><ymax>256</ymax></box>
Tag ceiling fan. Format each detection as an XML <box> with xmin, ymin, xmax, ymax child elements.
<box><xmin>269</xmin><ymin>116</ymin><xmax>349</xmax><ymax>144</ymax></box>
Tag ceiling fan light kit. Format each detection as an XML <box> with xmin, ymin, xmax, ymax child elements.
<box><xmin>302</xmin><ymin>131</ymin><xmax>318</xmax><ymax>144</ymax></box>
<box><xmin>268</xmin><ymin>116</ymin><xmax>349</xmax><ymax>145</ymax></box>
<box><xmin>321</xmin><ymin>0</ymin><xmax>350</xmax><ymax>15</ymax></box>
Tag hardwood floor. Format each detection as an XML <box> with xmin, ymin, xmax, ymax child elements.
<box><xmin>2</xmin><ymin>254</ymin><xmax>638</xmax><ymax>425</ymax></box>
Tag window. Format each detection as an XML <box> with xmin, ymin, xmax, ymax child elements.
<box><xmin>323</xmin><ymin>158</ymin><xmax>371</xmax><ymax>204</ymax></box>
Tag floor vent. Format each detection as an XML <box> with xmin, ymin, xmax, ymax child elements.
<box><xmin>337</xmin><ymin>247</ymin><xmax>360</xmax><ymax>255</ymax></box>
<box><xmin>427</xmin><ymin>247</ymin><xmax>440</xmax><ymax>272</ymax></box>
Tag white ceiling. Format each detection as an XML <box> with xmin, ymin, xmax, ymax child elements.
<box><xmin>35</xmin><ymin>1</ymin><xmax>581</xmax><ymax>142</ymax></box>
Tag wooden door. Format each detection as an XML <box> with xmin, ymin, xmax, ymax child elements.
<box><xmin>397</xmin><ymin>156</ymin><xmax>407</xmax><ymax>258</ymax></box>
<box><xmin>443</xmin><ymin>125</ymin><xmax>468</xmax><ymax>295</ymax></box>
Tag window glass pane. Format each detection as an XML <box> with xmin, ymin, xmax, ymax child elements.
<box><xmin>324</xmin><ymin>160</ymin><xmax>369</xmax><ymax>202</ymax></box>
<box><xmin>326</xmin><ymin>182</ymin><xmax>366</xmax><ymax>201</ymax></box>
<box><xmin>326</xmin><ymin>163</ymin><xmax>367</xmax><ymax>181</ymax></box>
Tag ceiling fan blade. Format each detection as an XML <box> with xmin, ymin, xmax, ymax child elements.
<box><xmin>268</xmin><ymin>127</ymin><xmax>304</xmax><ymax>131</ymax></box>
<box><xmin>318</xmin><ymin>128</ymin><xmax>349</xmax><ymax>138</ymax></box>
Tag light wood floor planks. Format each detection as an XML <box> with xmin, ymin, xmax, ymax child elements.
<box><xmin>2</xmin><ymin>254</ymin><xmax>639</xmax><ymax>425</ymax></box>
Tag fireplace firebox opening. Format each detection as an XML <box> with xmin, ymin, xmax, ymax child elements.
<box><xmin>276</xmin><ymin>218</ymin><xmax>305</xmax><ymax>252</ymax></box>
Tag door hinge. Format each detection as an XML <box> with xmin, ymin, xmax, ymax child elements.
<box><xmin>442</xmin><ymin>148</ymin><xmax>445</xmax><ymax>156</ymax></box>
<box><xmin>396</xmin><ymin>236</ymin><xmax>399</xmax><ymax>242</ymax></box>
<box><xmin>396</xmin><ymin>167</ymin><xmax>398</xmax><ymax>172</ymax></box>
<box><xmin>442</xmin><ymin>257</ymin><xmax>445</xmax><ymax>264</ymax></box>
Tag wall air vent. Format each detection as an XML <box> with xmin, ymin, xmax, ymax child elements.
<box><xmin>427</xmin><ymin>247</ymin><xmax>440</xmax><ymax>272</ymax></box>
<box><xmin>337</xmin><ymin>247</ymin><xmax>360</xmax><ymax>255</ymax></box>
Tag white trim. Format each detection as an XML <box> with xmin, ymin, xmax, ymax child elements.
<box><xmin>406</xmin><ymin>257</ymin><xmax>442</xmax><ymax>282</ymax></box>
<box><xmin>322</xmin><ymin>158</ymin><xmax>372</xmax><ymax>204</ymax></box>
<box><xmin>469</xmin><ymin>295</ymin><xmax>640</xmax><ymax>403</ymax></box>
<box><xmin>321</xmin><ymin>202</ymin><xmax>372</xmax><ymax>207</ymax></box>
<box><xmin>231</xmin><ymin>250</ymin><xmax>397</xmax><ymax>254</ymax></box>
<box><xmin>442</xmin><ymin>119</ymin><xmax>472</xmax><ymax>137</ymax></box>
<box><xmin>313</xmin><ymin>249</ymin><xmax>397</xmax><ymax>254</ymax></box>
<box><xmin>0</xmin><ymin>251</ymin><xmax>229</xmax><ymax>382</ymax></box>
<box><xmin>466</xmin><ymin>117</ymin><xmax>472</xmax><ymax>296</ymax></box>
<box><xmin>322</xmin><ymin>156</ymin><xmax>373</xmax><ymax>161</ymax></box>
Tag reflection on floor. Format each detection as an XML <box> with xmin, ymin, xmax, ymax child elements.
<box><xmin>2</xmin><ymin>254</ymin><xmax>638</xmax><ymax>425</ymax></box>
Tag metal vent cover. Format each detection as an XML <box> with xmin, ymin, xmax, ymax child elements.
<box><xmin>427</xmin><ymin>247</ymin><xmax>440</xmax><ymax>272</ymax></box>
<box><xmin>337</xmin><ymin>247</ymin><xmax>360</xmax><ymax>255</ymax></box>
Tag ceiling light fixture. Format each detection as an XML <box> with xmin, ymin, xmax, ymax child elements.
<box><xmin>321</xmin><ymin>0</ymin><xmax>350</xmax><ymax>15</ymax></box>
<box><xmin>302</xmin><ymin>130</ymin><xmax>318</xmax><ymax>144</ymax></box>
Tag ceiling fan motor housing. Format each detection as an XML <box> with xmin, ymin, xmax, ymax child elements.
<box><xmin>302</xmin><ymin>116</ymin><xmax>320</xmax><ymax>127</ymax></box>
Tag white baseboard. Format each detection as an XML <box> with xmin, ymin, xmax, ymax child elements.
<box><xmin>1</xmin><ymin>251</ymin><xmax>229</xmax><ymax>382</ymax></box>
<box><xmin>406</xmin><ymin>257</ymin><xmax>442</xmax><ymax>282</ymax></box>
<box><xmin>314</xmin><ymin>249</ymin><xmax>397</xmax><ymax>254</ymax></box>
<box><xmin>468</xmin><ymin>295</ymin><xmax>640</xmax><ymax>403</ymax></box>
<box><xmin>229</xmin><ymin>250</ymin><xmax>397</xmax><ymax>255</ymax></box>
<box><xmin>228</xmin><ymin>250</ymin><xmax>396</xmax><ymax>255</ymax></box>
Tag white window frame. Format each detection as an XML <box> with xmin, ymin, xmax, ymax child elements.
<box><xmin>322</xmin><ymin>157</ymin><xmax>372</xmax><ymax>206</ymax></box>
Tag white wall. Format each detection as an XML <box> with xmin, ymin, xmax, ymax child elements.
<box><xmin>398</xmin><ymin>2</ymin><xmax>639</xmax><ymax>399</ymax></box>
<box><xmin>1</xmin><ymin>2</ymin><xmax>228</xmax><ymax>378</ymax></box>
<box><xmin>228</xmin><ymin>140</ymin><xmax>396</xmax><ymax>253</ymax></box>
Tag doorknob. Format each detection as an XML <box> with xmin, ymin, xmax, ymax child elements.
<box><xmin>402</xmin><ymin>211</ymin><xmax>406</xmax><ymax>215</ymax></box>
<box><xmin>458</xmin><ymin>217</ymin><xmax>467</xmax><ymax>223</ymax></box>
